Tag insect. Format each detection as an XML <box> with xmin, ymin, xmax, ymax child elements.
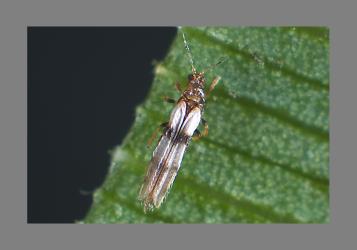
<box><xmin>138</xmin><ymin>29</ymin><xmax>225</xmax><ymax>212</ymax></box>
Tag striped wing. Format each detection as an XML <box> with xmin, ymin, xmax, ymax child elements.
<box><xmin>139</xmin><ymin>100</ymin><xmax>187</xmax><ymax>210</ymax></box>
<box><xmin>149</xmin><ymin>141</ymin><xmax>188</xmax><ymax>208</ymax></box>
<box><xmin>139</xmin><ymin>101</ymin><xmax>202</xmax><ymax>210</ymax></box>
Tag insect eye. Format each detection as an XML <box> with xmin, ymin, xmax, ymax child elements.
<box><xmin>188</xmin><ymin>74</ymin><xmax>194</xmax><ymax>80</ymax></box>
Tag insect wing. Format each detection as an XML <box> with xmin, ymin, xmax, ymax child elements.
<box><xmin>139</xmin><ymin>101</ymin><xmax>187</xmax><ymax>209</ymax></box>
<box><xmin>138</xmin><ymin>134</ymin><xmax>173</xmax><ymax>201</ymax></box>
<box><xmin>149</xmin><ymin>107</ymin><xmax>202</xmax><ymax>208</ymax></box>
<box><xmin>151</xmin><ymin>141</ymin><xmax>187</xmax><ymax>207</ymax></box>
<box><xmin>181</xmin><ymin>107</ymin><xmax>201</xmax><ymax>137</ymax></box>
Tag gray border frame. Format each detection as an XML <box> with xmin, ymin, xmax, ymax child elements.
<box><xmin>1</xmin><ymin>0</ymin><xmax>356</xmax><ymax>249</ymax></box>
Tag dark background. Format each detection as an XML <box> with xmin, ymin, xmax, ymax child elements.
<box><xmin>28</xmin><ymin>27</ymin><xmax>177</xmax><ymax>223</ymax></box>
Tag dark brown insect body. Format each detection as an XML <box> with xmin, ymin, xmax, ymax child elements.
<box><xmin>182</xmin><ymin>73</ymin><xmax>206</xmax><ymax>109</ymax></box>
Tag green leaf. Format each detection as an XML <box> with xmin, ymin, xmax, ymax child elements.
<box><xmin>82</xmin><ymin>27</ymin><xmax>329</xmax><ymax>223</ymax></box>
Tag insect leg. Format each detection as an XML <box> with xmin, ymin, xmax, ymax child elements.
<box><xmin>202</xmin><ymin>118</ymin><xmax>209</xmax><ymax>137</ymax></box>
<box><xmin>147</xmin><ymin>122</ymin><xmax>168</xmax><ymax>148</ymax></box>
<box><xmin>206</xmin><ymin>76</ymin><xmax>221</xmax><ymax>98</ymax></box>
<box><xmin>161</xmin><ymin>81</ymin><xmax>183</xmax><ymax>104</ymax></box>
<box><xmin>192</xmin><ymin>119</ymin><xmax>208</xmax><ymax>141</ymax></box>
<box><xmin>192</xmin><ymin>129</ymin><xmax>201</xmax><ymax>141</ymax></box>
<box><xmin>175</xmin><ymin>81</ymin><xmax>182</xmax><ymax>93</ymax></box>
<box><xmin>162</xmin><ymin>96</ymin><xmax>176</xmax><ymax>104</ymax></box>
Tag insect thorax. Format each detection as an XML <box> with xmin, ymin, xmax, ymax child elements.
<box><xmin>181</xmin><ymin>86</ymin><xmax>205</xmax><ymax>111</ymax></box>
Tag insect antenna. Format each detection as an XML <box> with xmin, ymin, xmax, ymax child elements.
<box><xmin>201</xmin><ymin>56</ymin><xmax>228</xmax><ymax>74</ymax></box>
<box><xmin>179</xmin><ymin>27</ymin><xmax>197</xmax><ymax>74</ymax></box>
